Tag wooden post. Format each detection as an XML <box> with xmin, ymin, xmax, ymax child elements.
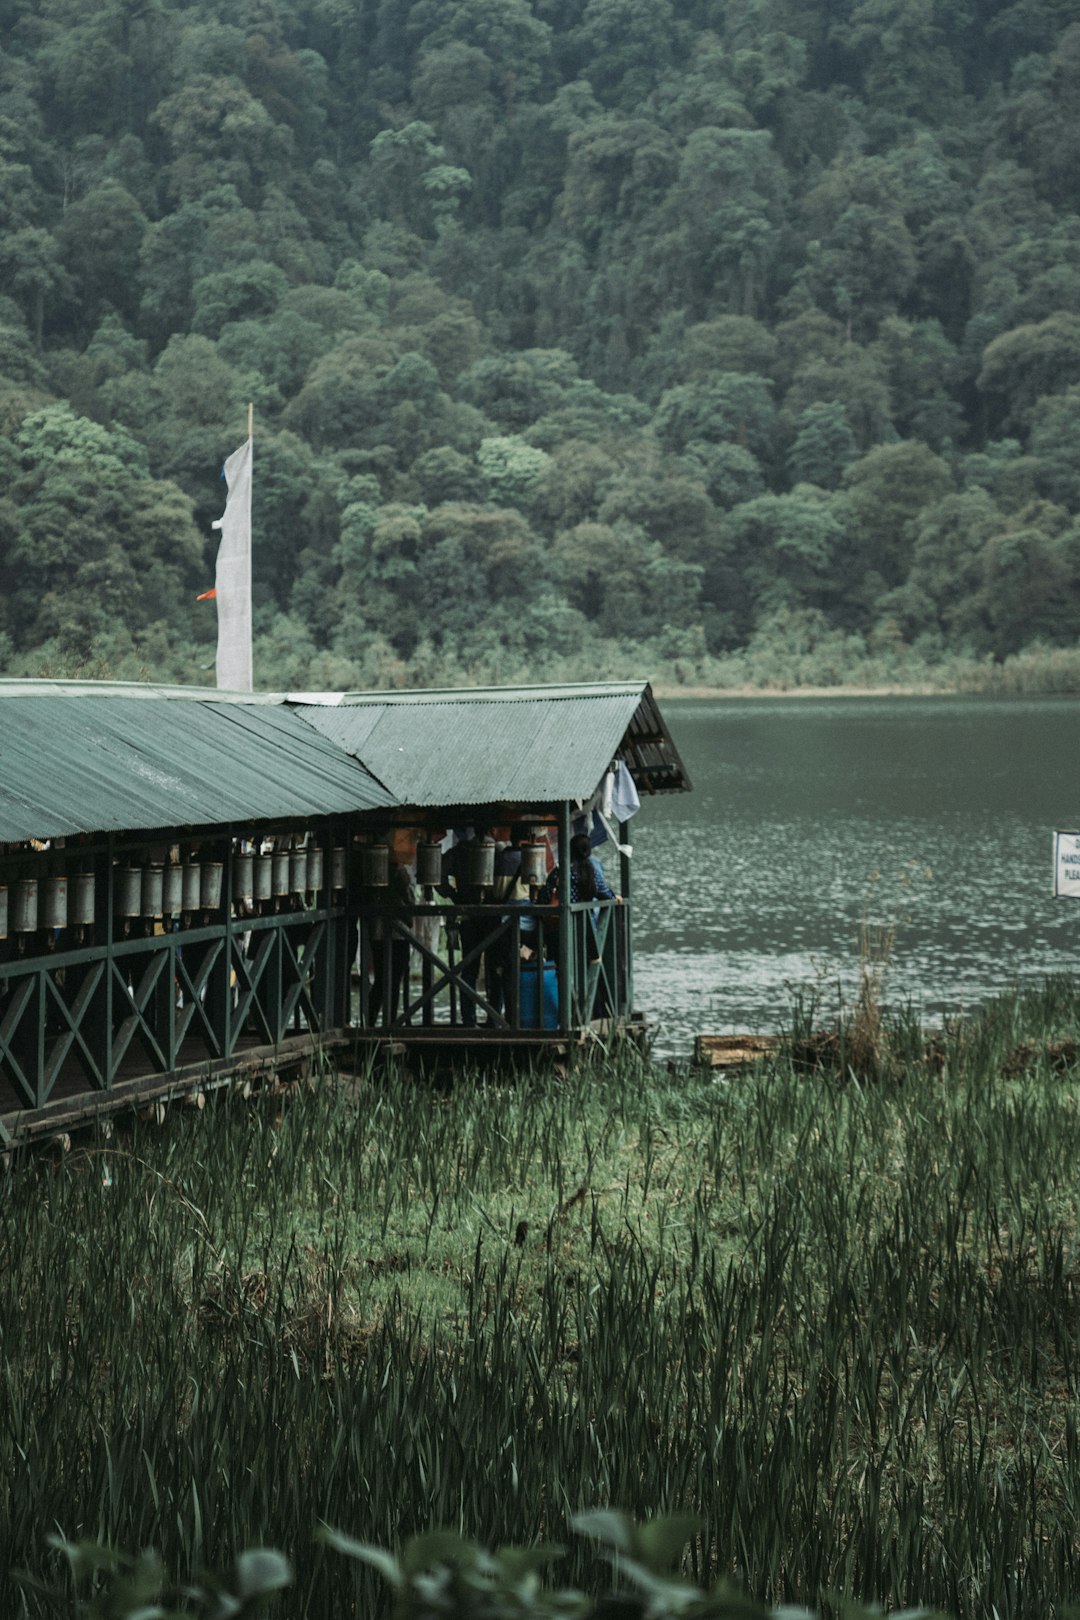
<box><xmin>557</xmin><ymin>802</ymin><xmax>572</xmax><ymax>1032</ymax></box>
<box><xmin>620</xmin><ymin>819</ymin><xmax>632</xmax><ymax>1018</ymax></box>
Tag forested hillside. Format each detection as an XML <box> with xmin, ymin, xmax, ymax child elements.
<box><xmin>2</xmin><ymin>0</ymin><xmax>1080</xmax><ymax>690</ymax></box>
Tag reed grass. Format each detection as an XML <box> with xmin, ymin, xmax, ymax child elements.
<box><xmin>5</xmin><ymin>984</ymin><xmax>1080</xmax><ymax>1618</ymax></box>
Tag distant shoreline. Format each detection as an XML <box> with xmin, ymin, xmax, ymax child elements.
<box><xmin>651</xmin><ymin>683</ymin><xmax>950</xmax><ymax>699</ymax></box>
<box><xmin>652</xmin><ymin>678</ymin><xmax>1080</xmax><ymax>700</ymax></box>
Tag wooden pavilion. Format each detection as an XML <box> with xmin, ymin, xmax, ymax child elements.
<box><xmin>0</xmin><ymin>680</ymin><xmax>689</xmax><ymax>1142</ymax></box>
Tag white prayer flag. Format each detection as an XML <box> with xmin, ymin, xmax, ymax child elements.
<box><xmin>210</xmin><ymin>435</ymin><xmax>253</xmax><ymax>691</ymax></box>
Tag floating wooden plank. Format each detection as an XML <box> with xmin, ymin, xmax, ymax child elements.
<box><xmin>695</xmin><ymin>1033</ymin><xmax>780</xmax><ymax>1069</ymax></box>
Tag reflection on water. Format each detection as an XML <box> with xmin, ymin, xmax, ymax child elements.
<box><xmin>632</xmin><ymin>696</ymin><xmax>1080</xmax><ymax>1058</ymax></box>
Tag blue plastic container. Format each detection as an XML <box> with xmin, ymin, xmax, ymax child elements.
<box><xmin>520</xmin><ymin>961</ymin><xmax>559</xmax><ymax>1028</ymax></box>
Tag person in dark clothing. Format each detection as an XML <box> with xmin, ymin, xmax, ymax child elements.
<box><xmin>439</xmin><ymin>825</ymin><xmax>492</xmax><ymax>1027</ymax></box>
<box><xmin>539</xmin><ymin>833</ymin><xmax>621</xmax><ymax>1019</ymax></box>
<box><xmin>367</xmin><ymin>851</ymin><xmax>416</xmax><ymax>1025</ymax></box>
<box><xmin>487</xmin><ymin>822</ymin><xmax>536</xmax><ymax>1020</ymax></box>
<box><xmin>538</xmin><ymin>833</ymin><xmax>619</xmax><ymax>908</ymax></box>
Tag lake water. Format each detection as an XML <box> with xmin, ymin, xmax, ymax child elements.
<box><xmin>630</xmin><ymin>695</ymin><xmax>1080</xmax><ymax>1059</ymax></box>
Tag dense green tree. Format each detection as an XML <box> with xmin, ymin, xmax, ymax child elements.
<box><xmin>0</xmin><ymin>402</ymin><xmax>203</xmax><ymax>654</ymax></box>
<box><xmin>790</xmin><ymin>154</ymin><xmax>918</xmax><ymax>336</ymax></box>
<box><xmin>977</xmin><ymin>312</ymin><xmax>1080</xmax><ymax>433</ymax></box>
<box><xmin>55</xmin><ymin>180</ymin><xmax>147</xmax><ymax>332</ymax></box>
<box><xmin>1006</xmin><ymin>23</ymin><xmax>1080</xmax><ymax>209</ymax></box>
<box><xmin>653</xmin><ymin>372</ymin><xmax>778</xmax><ymax>464</ymax></box>
<box><xmin>883</xmin><ymin>489</ymin><xmax>1005</xmax><ymax>646</ymax></box>
<box><xmin>975</xmin><ymin>504</ymin><xmax>1080</xmax><ymax>656</ymax></box>
<box><xmin>785</xmin><ymin>401</ymin><xmax>858</xmax><ymax>489</ymax></box>
<box><xmin>568</xmin><ymin>0</ymin><xmax>678</xmax><ymax>108</ymax></box>
<box><xmin>659</xmin><ymin>126</ymin><xmax>787</xmax><ymax>317</ymax></box>
<box><xmin>552</xmin><ymin>519</ymin><xmax>701</xmax><ymax>638</ymax></box>
<box><xmin>723</xmin><ymin>487</ymin><xmax>847</xmax><ymax>615</ymax></box>
<box><xmin>838</xmin><ymin>440</ymin><xmax>953</xmax><ymax>603</ymax></box>
<box><xmin>152</xmin><ymin>74</ymin><xmax>293</xmax><ymax>205</ymax></box>
<box><xmin>406</xmin><ymin>0</ymin><xmax>553</xmax><ymax>102</ymax></box>
<box><xmin>869</xmin><ymin>315</ymin><xmax>963</xmax><ymax>450</ymax></box>
<box><xmin>1029</xmin><ymin>386</ymin><xmax>1080</xmax><ymax>512</ymax></box>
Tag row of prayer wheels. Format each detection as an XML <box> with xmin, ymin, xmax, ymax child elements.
<box><xmin>362</xmin><ymin>838</ymin><xmax>548</xmax><ymax>888</ymax></box>
<box><xmin>112</xmin><ymin>846</ymin><xmax>348</xmax><ymax>919</ymax></box>
<box><xmin>0</xmin><ymin>874</ymin><xmax>97</xmax><ymax>938</ymax></box>
<box><xmin>0</xmin><ymin>846</ymin><xmax>351</xmax><ymax>937</ymax></box>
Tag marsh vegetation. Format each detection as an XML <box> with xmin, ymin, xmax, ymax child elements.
<box><xmin>5</xmin><ymin>984</ymin><xmax>1080</xmax><ymax>1616</ymax></box>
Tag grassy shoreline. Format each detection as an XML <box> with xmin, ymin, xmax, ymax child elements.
<box><xmin>5</xmin><ymin>985</ymin><xmax>1080</xmax><ymax>1617</ymax></box>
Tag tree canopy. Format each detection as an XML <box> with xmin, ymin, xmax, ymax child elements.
<box><xmin>1</xmin><ymin>0</ymin><xmax>1079</xmax><ymax>686</ymax></box>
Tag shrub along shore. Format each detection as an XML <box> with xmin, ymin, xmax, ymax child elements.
<box><xmin>4</xmin><ymin>983</ymin><xmax>1080</xmax><ymax>1618</ymax></box>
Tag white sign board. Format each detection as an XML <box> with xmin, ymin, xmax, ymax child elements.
<box><xmin>1054</xmin><ymin>831</ymin><xmax>1080</xmax><ymax>896</ymax></box>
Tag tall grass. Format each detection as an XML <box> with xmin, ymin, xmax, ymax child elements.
<box><xmin>4</xmin><ymin>986</ymin><xmax>1080</xmax><ymax>1618</ymax></box>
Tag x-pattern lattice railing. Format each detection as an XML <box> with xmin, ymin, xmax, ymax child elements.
<box><xmin>358</xmin><ymin>899</ymin><xmax>630</xmax><ymax>1030</ymax></box>
<box><xmin>0</xmin><ymin>910</ymin><xmax>342</xmax><ymax>1112</ymax></box>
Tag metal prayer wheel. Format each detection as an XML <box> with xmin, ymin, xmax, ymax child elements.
<box><xmin>272</xmin><ymin>851</ymin><xmax>290</xmax><ymax>897</ymax></box>
<box><xmin>361</xmin><ymin>844</ymin><xmax>389</xmax><ymax>887</ymax></box>
<box><xmin>0</xmin><ymin>885</ymin><xmax>7</xmax><ymax>940</ymax></box>
<box><xmin>232</xmin><ymin>852</ymin><xmax>254</xmax><ymax>903</ymax></box>
<box><xmin>71</xmin><ymin>872</ymin><xmax>96</xmax><ymax>927</ymax></box>
<box><xmin>519</xmin><ymin>842</ymin><xmax>547</xmax><ymax>886</ymax></box>
<box><xmin>182</xmin><ymin>863</ymin><xmax>202</xmax><ymax>912</ymax></box>
<box><xmin>13</xmin><ymin>879</ymin><xmax>38</xmax><ymax>932</ymax></box>
<box><xmin>467</xmin><ymin>838</ymin><xmax>495</xmax><ymax>888</ymax></box>
<box><xmin>289</xmin><ymin>849</ymin><xmax>308</xmax><ymax>893</ymax></box>
<box><xmin>114</xmin><ymin>869</ymin><xmax>141</xmax><ymax>920</ymax></box>
<box><xmin>331</xmin><ymin>847</ymin><xmax>347</xmax><ymax>890</ymax></box>
<box><xmin>162</xmin><ymin>866</ymin><xmax>183</xmax><ymax>916</ymax></box>
<box><xmin>307</xmin><ymin>847</ymin><xmax>324</xmax><ymax>895</ymax></box>
<box><xmin>141</xmin><ymin>866</ymin><xmax>164</xmax><ymax>918</ymax></box>
<box><xmin>254</xmin><ymin>854</ymin><xmax>273</xmax><ymax>902</ymax></box>
<box><xmin>416</xmin><ymin>840</ymin><xmax>443</xmax><ymax>886</ymax></box>
<box><xmin>200</xmin><ymin>862</ymin><xmax>223</xmax><ymax>910</ymax></box>
<box><xmin>43</xmin><ymin>875</ymin><xmax>68</xmax><ymax>930</ymax></box>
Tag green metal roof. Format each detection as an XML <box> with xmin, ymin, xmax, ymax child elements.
<box><xmin>0</xmin><ymin>688</ymin><xmax>395</xmax><ymax>842</ymax></box>
<box><xmin>294</xmin><ymin>682</ymin><xmax>690</xmax><ymax>807</ymax></box>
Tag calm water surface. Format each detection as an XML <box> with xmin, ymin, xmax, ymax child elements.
<box><xmin>630</xmin><ymin>696</ymin><xmax>1080</xmax><ymax>1058</ymax></box>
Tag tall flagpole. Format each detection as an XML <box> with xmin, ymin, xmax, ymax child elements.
<box><xmin>210</xmin><ymin>406</ymin><xmax>254</xmax><ymax>691</ymax></box>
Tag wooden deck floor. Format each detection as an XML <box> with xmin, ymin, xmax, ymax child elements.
<box><xmin>0</xmin><ymin>1030</ymin><xmax>354</xmax><ymax>1144</ymax></box>
<box><xmin>0</xmin><ymin>1018</ymin><xmax>650</xmax><ymax>1143</ymax></box>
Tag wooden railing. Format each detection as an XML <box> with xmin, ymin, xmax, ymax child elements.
<box><xmin>356</xmin><ymin>898</ymin><xmax>632</xmax><ymax>1032</ymax></box>
<box><xmin>0</xmin><ymin>908</ymin><xmax>350</xmax><ymax>1115</ymax></box>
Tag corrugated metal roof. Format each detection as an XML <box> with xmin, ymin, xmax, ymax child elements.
<box><xmin>0</xmin><ymin>678</ymin><xmax>284</xmax><ymax>703</ymax></box>
<box><xmin>295</xmin><ymin>682</ymin><xmax>690</xmax><ymax>806</ymax></box>
<box><xmin>0</xmin><ymin>694</ymin><xmax>395</xmax><ymax>842</ymax></box>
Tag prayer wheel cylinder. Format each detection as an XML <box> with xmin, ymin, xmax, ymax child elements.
<box><xmin>72</xmin><ymin>872</ymin><xmax>96</xmax><ymax>927</ymax></box>
<box><xmin>200</xmin><ymin>862</ymin><xmax>223</xmax><ymax>910</ymax></box>
<box><xmin>272</xmin><ymin>851</ymin><xmax>290</xmax><ymax>897</ymax></box>
<box><xmin>232</xmin><ymin>852</ymin><xmax>254</xmax><ymax>903</ymax></box>
<box><xmin>254</xmin><ymin>854</ymin><xmax>273</xmax><ymax>902</ymax></box>
<box><xmin>416</xmin><ymin>840</ymin><xmax>443</xmax><ymax>886</ymax></box>
<box><xmin>181</xmin><ymin>863</ymin><xmax>201</xmax><ymax>912</ymax></box>
<box><xmin>114</xmin><ymin>869</ymin><xmax>141</xmax><ymax>920</ymax></box>
<box><xmin>467</xmin><ymin>838</ymin><xmax>495</xmax><ymax>888</ymax></box>
<box><xmin>331</xmin><ymin>846</ymin><xmax>347</xmax><ymax>890</ymax></box>
<box><xmin>141</xmin><ymin>866</ymin><xmax>164</xmax><ymax>918</ymax></box>
<box><xmin>307</xmin><ymin>847</ymin><xmax>324</xmax><ymax>895</ymax></box>
<box><xmin>361</xmin><ymin>844</ymin><xmax>389</xmax><ymax>886</ymax></box>
<box><xmin>14</xmin><ymin>878</ymin><xmax>38</xmax><ymax>932</ymax></box>
<box><xmin>162</xmin><ymin>865</ymin><xmax>183</xmax><ymax>916</ymax></box>
<box><xmin>289</xmin><ymin>849</ymin><xmax>308</xmax><ymax>893</ymax></box>
<box><xmin>520</xmin><ymin>842</ymin><xmax>547</xmax><ymax>886</ymax></box>
<box><xmin>43</xmin><ymin>875</ymin><xmax>68</xmax><ymax>930</ymax></box>
<box><xmin>0</xmin><ymin>884</ymin><xmax>7</xmax><ymax>940</ymax></box>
